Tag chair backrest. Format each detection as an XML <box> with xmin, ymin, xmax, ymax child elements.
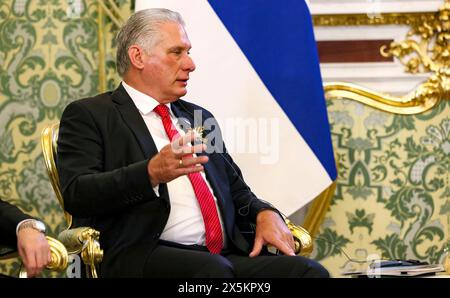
<box><xmin>41</xmin><ymin>123</ymin><xmax>103</xmax><ymax>278</ymax></box>
<box><xmin>41</xmin><ymin>122</ymin><xmax>72</xmax><ymax>228</ymax></box>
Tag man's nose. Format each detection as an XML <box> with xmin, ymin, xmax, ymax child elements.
<box><xmin>183</xmin><ymin>55</ymin><xmax>196</xmax><ymax>72</ymax></box>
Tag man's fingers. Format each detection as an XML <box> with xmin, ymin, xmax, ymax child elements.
<box><xmin>173</xmin><ymin>132</ymin><xmax>196</xmax><ymax>149</ymax></box>
<box><xmin>179</xmin><ymin>155</ymin><xmax>209</xmax><ymax>167</ymax></box>
<box><xmin>249</xmin><ymin>237</ymin><xmax>264</xmax><ymax>258</ymax></box>
<box><xmin>284</xmin><ymin>233</ymin><xmax>295</xmax><ymax>252</ymax></box>
<box><xmin>37</xmin><ymin>243</ymin><xmax>50</xmax><ymax>272</ymax></box>
<box><xmin>18</xmin><ymin>246</ymin><xmax>31</xmax><ymax>274</ymax></box>
<box><xmin>35</xmin><ymin>254</ymin><xmax>45</xmax><ymax>277</ymax></box>
<box><xmin>173</xmin><ymin>143</ymin><xmax>206</xmax><ymax>156</ymax></box>
<box><xmin>25</xmin><ymin>251</ymin><xmax>38</xmax><ymax>277</ymax></box>
<box><xmin>177</xmin><ymin>165</ymin><xmax>205</xmax><ymax>176</ymax></box>
<box><xmin>273</xmin><ymin>239</ymin><xmax>295</xmax><ymax>256</ymax></box>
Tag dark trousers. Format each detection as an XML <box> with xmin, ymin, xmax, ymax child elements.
<box><xmin>143</xmin><ymin>241</ymin><xmax>329</xmax><ymax>278</ymax></box>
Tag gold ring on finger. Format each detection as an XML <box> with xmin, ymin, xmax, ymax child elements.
<box><xmin>179</xmin><ymin>159</ymin><xmax>183</xmax><ymax>167</ymax></box>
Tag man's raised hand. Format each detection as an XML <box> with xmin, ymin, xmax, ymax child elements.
<box><xmin>147</xmin><ymin>132</ymin><xmax>208</xmax><ymax>187</ymax></box>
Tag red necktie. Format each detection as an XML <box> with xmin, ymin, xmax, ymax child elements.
<box><xmin>153</xmin><ymin>104</ymin><xmax>223</xmax><ymax>254</ymax></box>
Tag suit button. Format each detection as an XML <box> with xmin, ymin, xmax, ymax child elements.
<box><xmin>154</xmin><ymin>233</ymin><xmax>161</xmax><ymax>239</ymax></box>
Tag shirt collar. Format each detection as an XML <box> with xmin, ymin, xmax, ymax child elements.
<box><xmin>121</xmin><ymin>81</ymin><xmax>172</xmax><ymax>116</ymax></box>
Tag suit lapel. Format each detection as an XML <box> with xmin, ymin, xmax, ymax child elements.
<box><xmin>171</xmin><ymin>102</ymin><xmax>222</xmax><ymax>194</ymax></box>
<box><xmin>111</xmin><ymin>84</ymin><xmax>158</xmax><ymax>159</ymax></box>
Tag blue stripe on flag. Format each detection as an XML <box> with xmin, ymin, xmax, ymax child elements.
<box><xmin>208</xmin><ymin>0</ymin><xmax>337</xmax><ymax>180</ymax></box>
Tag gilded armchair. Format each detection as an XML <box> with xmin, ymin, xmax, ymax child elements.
<box><xmin>41</xmin><ymin>122</ymin><xmax>312</xmax><ymax>278</ymax></box>
<box><xmin>41</xmin><ymin>123</ymin><xmax>103</xmax><ymax>278</ymax></box>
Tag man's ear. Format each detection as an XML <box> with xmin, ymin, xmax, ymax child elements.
<box><xmin>128</xmin><ymin>45</ymin><xmax>145</xmax><ymax>70</ymax></box>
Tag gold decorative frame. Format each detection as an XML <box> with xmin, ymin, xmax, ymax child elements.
<box><xmin>313</xmin><ymin>12</ymin><xmax>435</xmax><ymax>27</ymax></box>
<box><xmin>41</xmin><ymin>123</ymin><xmax>104</xmax><ymax>278</ymax></box>
<box><xmin>97</xmin><ymin>0</ymin><xmax>126</xmax><ymax>93</ymax></box>
<box><xmin>323</xmin><ymin>81</ymin><xmax>441</xmax><ymax>115</ymax></box>
<box><xmin>312</xmin><ymin>3</ymin><xmax>448</xmax><ymax>115</ymax></box>
<box><xmin>302</xmin><ymin>182</ymin><xmax>337</xmax><ymax>238</ymax></box>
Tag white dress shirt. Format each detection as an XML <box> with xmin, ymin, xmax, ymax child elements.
<box><xmin>122</xmin><ymin>82</ymin><xmax>226</xmax><ymax>247</ymax></box>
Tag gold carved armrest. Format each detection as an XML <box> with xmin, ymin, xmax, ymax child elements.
<box><xmin>285</xmin><ymin>219</ymin><xmax>313</xmax><ymax>256</ymax></box>
<box><xmin>1</xmin><ymin>236</ymin><xmax>69</xmax><ymax>278</ymax></box>
<box><xmin>20</xmin><ymin>236</ymin><xmax>69</xmax><ymax>277</ymax></box>
<box><xmin>58</xmin><ymin>227</ymin><xmax>103</xmax><ymax>278</ymax></box>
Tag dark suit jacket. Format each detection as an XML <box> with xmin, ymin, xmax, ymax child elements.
<box><xmin>57</xmin><ymin>84</ymin><xmax>278</xmax><ymax>277</ymax></box>
<box><xmin>0</xmin><ymin>199</ymin><xmax>32</xmax><ymax>249</ymax></box>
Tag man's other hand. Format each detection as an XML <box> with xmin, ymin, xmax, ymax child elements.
<box><xmin>17</xmin><ymin>229</ymin><xmax>51</xmax><ymax>277</ymax></box>
<box><xmin>249</xmin><ymin>210</ymin><xmax>296</xmax><ymax>257</ymax></box>
<box><xmin>147</xmin><ymin>132</ymin><xmax>209</xmax><ymax>187</ymax></box>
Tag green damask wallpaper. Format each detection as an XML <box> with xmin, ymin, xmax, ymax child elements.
<box><xmin>0</xmin><ymin>0</ymin><xmax>448</xmax><ymax>278</ymax></box>
<box><xmin>315</xmin><ymin>99</ymin><xmax>450</xmax><ymax>277</ymax></box>
<box><xmin>0</xmin><ymin>0</ymin><xmax>131</xmax><ymax>276</ymax></box>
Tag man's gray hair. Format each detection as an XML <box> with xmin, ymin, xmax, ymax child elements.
<box><xmin>116</xmin><ymin>8</ymin><xmax>185</xmax><ymax>77</ymax></box>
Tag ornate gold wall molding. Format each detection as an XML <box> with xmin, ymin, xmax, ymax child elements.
<box><xmin>314</xmin><ymin>2</ymin><xmax>450</xmax><ymax>115</ymax></box>
<box><xmin>381</xmin><ymin>2</ymin><xmax>450</xmax><ymax>88</ymax></box>
<box><xmin>324</xmin><ymin>80</ymin><xmax>442</xmax><ymax>115</ymax></box>
<box><xmin>313</xmin><ymin>12</ymin><xmax>435</xmax><ymax>27</ymax></box>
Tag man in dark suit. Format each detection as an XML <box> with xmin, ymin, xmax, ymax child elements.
<box><xmin>0</xmin><ymin>199</ymin><xmax>50</xmax><ymax>277</ymax></box>
<box><xmin>57</xmin><ymin>8</ymin><xmax>329</xmax><ymax>278</ymax></box>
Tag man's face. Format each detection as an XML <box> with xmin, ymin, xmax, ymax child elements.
<box><xmin>141</xmin><ymin>22</ymin><xmax>196</xmax><ymax>103</ymax></box>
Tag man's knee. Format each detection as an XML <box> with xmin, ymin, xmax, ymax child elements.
<box><xmin>291</xmin><ymin>257</ymin><xmax>330</xmax><ymax>278</ymax></box>
<box><xmin>194</xmin><ymin>254</ymin><xmax>235</xmax><ymax>278</ymax></box>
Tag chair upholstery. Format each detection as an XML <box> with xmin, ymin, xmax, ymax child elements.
<box><xmin>41</xmin><ymin>122</ymin><xmax>313</xmax><ymax>277</ymax></box>
<box><xmin>41</xmin><ymin>123</ymin><xmax>103</xmax><ymax>278</ymax></box>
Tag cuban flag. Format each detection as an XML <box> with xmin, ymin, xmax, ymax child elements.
<box><xmin>135</xmin><ymin>0</ymin><xmax>337</xmax><ymax>216</ymax></box>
